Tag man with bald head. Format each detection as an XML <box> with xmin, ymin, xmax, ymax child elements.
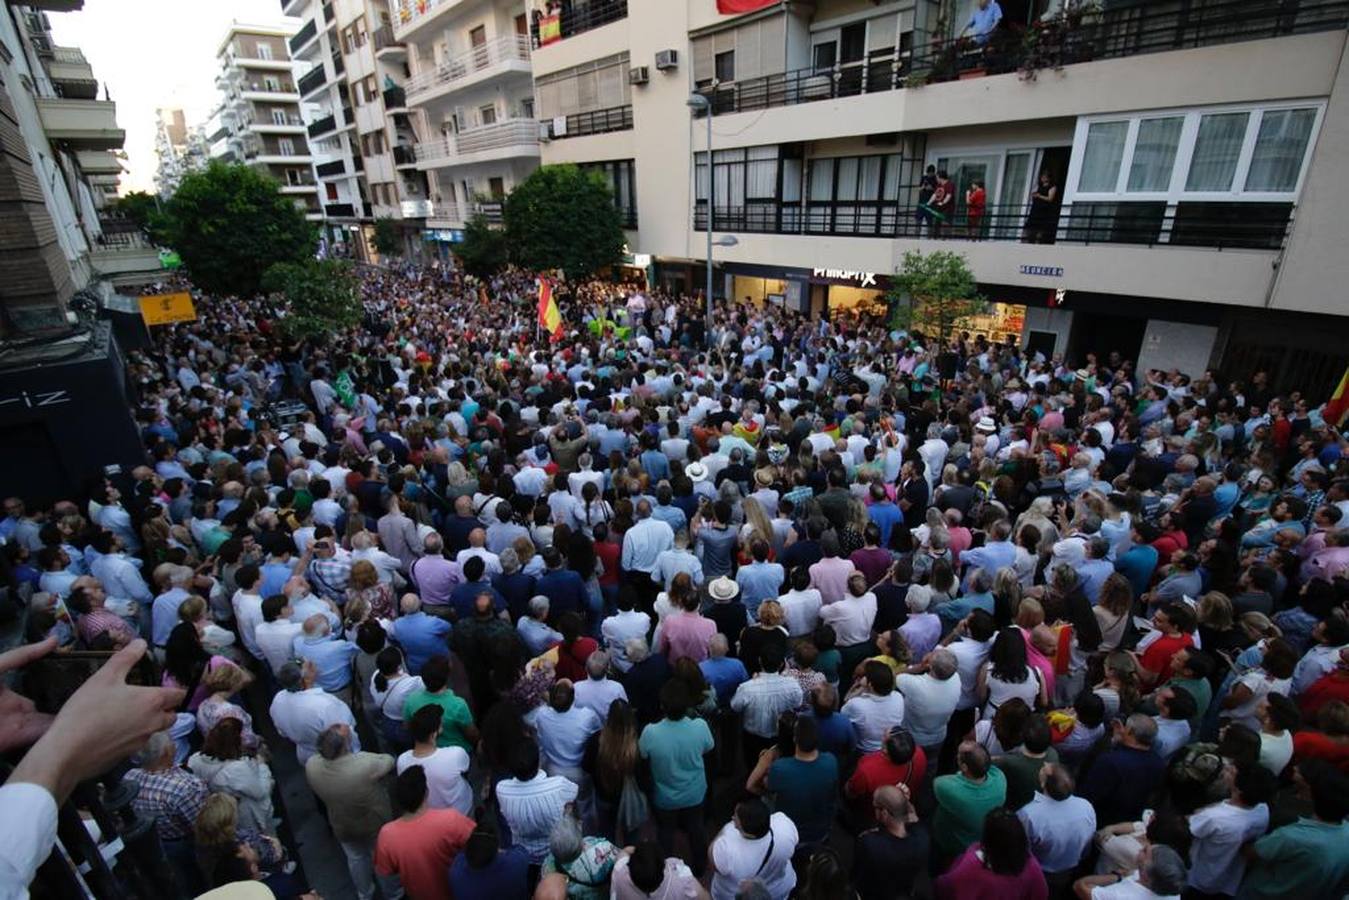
<box><xmin>292</xmin><ymin>612</ymin><xmax>359</xmax><ymax>702</ymax></box>
<box><xmin>622</xmin><ymin>499</ymin><xmax>673</xmax><ymax>607</ymax></box>
<box><xmin>852</xmin><ymin>784</ymin><xmax>928</xmax><ymax>900</ymax></box>
<box><xmin>389</xmin><ymin>593</ymin><xmax>450</xmax><ymax>675</ymax></box>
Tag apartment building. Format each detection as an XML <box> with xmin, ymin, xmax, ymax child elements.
<box><xmin>533</xmin><ymin>0</ymin><xmax>1349</xmax><ymax>395</ymax></box>
<box><xmin>286</xmin><ymin>0</ymin><xmax>434</xmax><ymax>259</ymax></box>
<box><xmin>215</xmin><ymin>24</ymin><xmax>322</xmax><ymax>222</ymax></box>
<box><xmin>153</xmin><ymin>107</ymin><xmax>207</xmax><ymax>197</ymax></box>
<box><xmin>392</xmin><ymin>0</ymin><xmax>541</xmax><ymax>256</ymax></box>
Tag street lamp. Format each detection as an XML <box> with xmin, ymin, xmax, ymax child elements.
<box><xmin>687</xmin><ymin>91</ymin><xmax>718</xmax><ymax>341</ymax></box>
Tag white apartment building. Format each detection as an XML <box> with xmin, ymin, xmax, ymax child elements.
<box><xmin>393</xmin><ymin>0</ymin><xmax>542</xmax><ymax>257</ymax></box>
<box><xmin>532</xmin><ymin>0</ymin><xmax>1349</xmax><ymax>396</ymax></box>
<box><xmin>154</xmin><ymin>107</ymin><xmax>207</xmax><ymax>198</ymax></box>
<box><xmin>214</xmin><ymin>24</ymin><xmax>322</xmax><ymax>222</ymax></box>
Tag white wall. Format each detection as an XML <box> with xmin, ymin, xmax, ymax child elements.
<box><xmin>1135</xmin><ymin>321</ymin><xmax>1219</xmax><ymax>380</ymax></box>
<box><xmin>1022</xmin><ymin>307</ymin><xmax>1073</xmax><ymax>359</ymax></box>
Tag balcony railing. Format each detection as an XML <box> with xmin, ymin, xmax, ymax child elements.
<box><xmin>383</xmin><ymin>85</ymin><xmax>406</xmax><ymax>110</ymax></box>
<box><xmin>325</xmin><ymin>202</ymin><xmax>356</xmax><ymax>217</ymax></box>
<box><xmin>373</xmin><ymin>23</ymin><xmax>404</xmax><ymax>53</ymax></box>
<box><xmin>307</xmin><ymin>113</ymin><xmax>336</xmax><ymax>137</ymax></box>
<box><xmin>51</xmin><ymin>47</ymin><xmax>86</xmax><ymax>65</ymax></box>
<box><xmin>550</xmin><ymin>104</ymin><xmax>631</xmax><ymax>139</ymax></box>
<box><xmin>316</xmin><ymin>158</ymin><xmax>345</xmax><ymax>177</ymax></box>
<box><xmin>392</xmin><ymin>144</ymin><xmax>416</xmax><ymax>165</ymax></box>
<box><xmin>533</xmin><ymin>0</ymin><xmax>627</xmax><ymax>48</ymax></box>
<box><xmin>289</xmin><ymin>18</ymin><xmax>317</xmax><ymax>54</ymax></box>
<box><xmin>241</xmin><ymin>80</ymin><xmax>297</xmax><ymax>96</ymax></box>
<box><xmin>52</xmin><ymin>77</ymin><xmax>100</xmax><ymax>100</ymax></box>
<box><xmin>298</xmin><ymin>65</ymin><xmax>327</xmax><ymax>96</ymax></box>
<box><xmin>703</xmin><ymin>0</ymin><xmax>1349</xmax><ymax>115</ymax></box>
<box><xmin>419</xmin><ymin>119</ymin><xmax>539</xmax><ymax>165</ymax></box>
<box><xmin>405</xmin><ymin>34</ymin><xmax>531</xmax><ymax>102</ymax></box>
<box><xmin>693</xmin><ymin>201</ymin><xmax>1295</xmax><ymax>251</ymax></box>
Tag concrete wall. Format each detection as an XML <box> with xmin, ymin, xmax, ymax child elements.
<box><xmin>1135</xmin><ymin>320</ymin><xmax>1220</xmax><ymax>380</ymax></box>
<box><xmin>1022</xmin><ymin>307</ymin><xmax>1073</xmax><ymax>360</ymax></box>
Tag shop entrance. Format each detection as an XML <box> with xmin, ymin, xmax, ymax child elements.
<box><xmin>1069</xmin><ymin>312</ymin><xmax>1146</xmax><ymax>366</ymax></box>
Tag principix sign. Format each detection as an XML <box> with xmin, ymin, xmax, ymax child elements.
<box><xmin>811</xmin><ymin>267</ymin><xmax>879</xmax><ymax>288</ymax></box>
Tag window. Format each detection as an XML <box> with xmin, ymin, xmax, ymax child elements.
<box><xmin>287</xmin><ymin>169</ymin><xmax>305</xmax><ymax>186</ymax></box>
<box><xmin>488</xmin><ymin>177</ymin><xmax>505</xmax><ymax>199</ymax></box>
<box><xmin>1126</xmin><ymin>117</ymin><xmax>1183</xmax><ymax>192</ymax></box>
<box><xmin>813</xmin><ymin>42</ymin><xmax>837</xmax><ymax>71</ymax></box>
<box><xmin>257</xmin><ymin>43</ymin><xmax>273</xmax><ymax>60</ymax></box>
<box><xmin>1245</xmin><ymin>108</ymin><xmax>1316</xmax><ymax>192</ymax></box>
<box><xmin>1186</xmin><ymin>112</ymin><xmax>1250</xmax><ymax>191</ymax></box>
<box><xmin>479</xmin><ymin>104</ymin><xmax>496</xmax><ymax>126</ymax></box>
<box><xmin>279</xmin><ymin>138</ymin><xmax>295</xmax><ymax>156</ymax></box>
<box><xmin>515</xmin><ymin>14</ymin><xmax>528</xmax><ymax>36</ymax></box>
<box><xmin>714</xmin><ymin>50</ymin><xmax>735</xmax><ymax>83</ymax></box>
<box><xmin>520</xmin><ymin>98</ymin><xmax>534</xmax><ymax>119</ymax></box>
<box><xmin>1078</xmin><ymin>121</ymin><xmax>1128</xmax><ymax>192</ymax></box>
<box><xmin>470</xmin><ymin>25</ymin><xmax>487</xmax><ymax>47</ymax></box>
<box><xmin>840</xmin><ymin>23</ymin><xmax>867</xmax><ymax>64</ymax></box>
<box><xmin>535</xmin><ymin>54</ymin><xmax>632</xmax><ymax>119</ymax></box>
<box><xmin>271</xmin><ymin>109</ymin><xmax>288</xmax><ymax>125</ymax></box>
<box><xmin>363</xmin><ymin>75</ymin><xmax>377</xmax><ymax>103</ymax></box>
<box><xmin>264</xmin><ymin>76</ymin><xmax>280</xmax><ymax>92</ymax></box>
<box><xmin>326</xmin><ymin>183</ymin><xmax>338</xmax><ymax>201</ymax></box>
<box><xmin>579</xmin><ymin>159</ymin><xmax>638</xmax><ymax>227</ymax></box>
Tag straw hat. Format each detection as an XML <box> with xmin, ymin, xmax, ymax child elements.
<box><xmin>707</xmin><ymin>576</ymin><xmax>739</xmax><ymax>602</ymax></box>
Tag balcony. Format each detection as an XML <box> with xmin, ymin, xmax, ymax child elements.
<box><xmin>405</xmin><ymin>34</ymin><xmax>531</xmax><ymax>106</ymax></box>
<box><xmin>383</xmin><ymin>85</ymin><xmax>407</xmax><ymax>111</ymax></box>
<box><xmin>307</xmin><ymin>113</ymin><xmax>337</xmax><ymax>137</ymax></box>
<box><xmin>25</xmin><ymin>0</ymin><xmax>83</xmax><ymax>9</ymax></box>
<box><xmin>35</xmin><ymin>96</ymin><xmax>124</xmax><ymax>150</ymax></box>
<box><xmin>549</xmin><ymin>104</ymin><xmax>631</xmax><ymax>139</ymax></box>
<box><xmin>533</xmin><ymin>0</ymin><xmax>627</xmax><ymax>48</ymax></box>
<box><xmin>289</xmin><ymin>19</ymin><xmax>318</xmax><ymax>55</ymax></box>
<box><xmin>392</xmin><ymin>144</ymin><xmax>417</xmax><ymax>167</ymax></box>
<box><xmin>401</xmin><ymin>199</ymin><xmax>433</xmax><ymax>218</ymax></box>
<box><xmin>77</xmin><ymin>149</ymin><xmax>122</xmax><ymax>175</ymax></box>
<box><xmin>416</xmin><ymin>119</ymin><xmax>540</xmax><ymax>169</ymax></box>
<box><xmin>48</xmin><ymin>46</ymin><xmax>93</xmax><ymax>81</ymax></box>
<box><xmin>316</xmin><ymin>158</ymin><xmax>345</xmax><ymax>177</ymax></box>
<box><xmin>240</xmin><ymin>81</ymin><xmax>299</xmax><ymax>100</ymax></box>
<box><xmin>298</xmin><ymin>65</ymin><xmax>328</xmax><ymax>97</ymax></box>
<box><xmin>325</xmin><ymin>202</ymin><xmax>356</xmax><ymax>217</ymax></box>
<box><xmin>703</xmin><ymin>0</ymin><xmax>1349</xmax><ymax>116</ymax></box>
<box><xmin>51</xmin><ymin>77</ymin><xmax>100</xmax><ymax>100</ymax></box>
<box><xmin>373</xmin><ymin>24</ymin><xmax>405</xmax><ymax>57</ymax></box>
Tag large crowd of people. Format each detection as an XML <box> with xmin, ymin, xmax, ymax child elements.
<box><xmin>2</xmin><ymin>260</ymin><xmax>1349</xmax><ymax>900</ymax></box>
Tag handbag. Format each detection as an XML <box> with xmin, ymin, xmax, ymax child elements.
<box><xmin>617</xmin><ymin>775</ymin><xmax>650</xmax><ymax>833</ymax></box>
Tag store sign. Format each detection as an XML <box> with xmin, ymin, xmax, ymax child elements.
<box><xmin>424</xmin><ymin>229</ymin><xmax>465</xmax><ymax>243</ymax></box>
<box><xmin>1019</xmin><ymin>264</ymin><xmax>1064</xmax><ymax>277</ymax></box>
<box><xmin>812</xmin><ymin>268</ymin><xmax>878</xmax><ymax>287</ymax></box>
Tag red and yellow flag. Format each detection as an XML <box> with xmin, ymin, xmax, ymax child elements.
<box><xmin>1325</xmin><ymin>366</ymin><xmax>1349</xmax><ymax>427</ymax></box>
<box><xmin>537</xmin><ymin>278</ymin><xmax>563</xmax><ymax>341</ymax></box>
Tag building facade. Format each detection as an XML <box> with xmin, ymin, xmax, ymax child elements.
<box><xmin>213</xmin><ymin>23</ymin><xmax>322</xmax><ymax>222</ymax></box>
<box><xmin>530</xmin><ymin>0</ymin><xmax>1349</xmax><ymax>396</ymax></box>
<box><xmin>153</xmin><ymin>107</ymin><xmax>207</xmax><ymax>197</ymax></box>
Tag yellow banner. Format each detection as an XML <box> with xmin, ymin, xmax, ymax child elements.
<box><xmin>138</xmin><ymin>292</ymin><xmax>197</xmax><ymax>326</ymax></box>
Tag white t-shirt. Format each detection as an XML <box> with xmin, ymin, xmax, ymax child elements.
<box><xmin>1090</xmin><ymin>874</ymin><xmax>1179</xmax><ymax>899</ymax></box>
<box><xmin>842</xmin><ymin>691</ymin><xmax>906</xmax><ymax>753</ymax></box>
<box><xmin>370</xmin><ymin>672</ymin><xmax>424</xmax><ymax>723</ymax></box>
<box><xmin>1257</xmin><ymin>730</ymin><xmax>1294</xmax><ymax>776</ymax></box>
<box><xmin>896</xmin><ymin>672</ymin><xmax>962</xmax><ymax>746</ymax></box>
<box><xmin>254</xmin><ymin>620</ymin><xmax>304</xmax><ymax>675</ymax></box>
<box><xmin>949</xmin><ymin>637</ymin><xmax>993</xmax><ymax>711</ymax></box>
<box><xmin>1224</xmin><ymin>672</ymin><xmax>1291</xmax><ymax>731</ymax></box>
<box><xmin>397</xmin><ymin>746</ymin><xmax>472</xmax><ymax>816</ymax></box>
<box><xmin>1187</xmin><ymin>799</ymin><xmax>1269</xmax><ymax>896</ymax></box>
<box><xmin>779</xmin><ymin>588</ymin><xmax>823</xmax><ymax>638</ymax></box>
<box><xmin>709</xmin><ymin>813</ymin><xmax>799</xmax><ymax>900</ymax></box>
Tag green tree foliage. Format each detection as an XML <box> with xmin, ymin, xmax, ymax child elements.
<box><xmin>112</xmin><ymin>191</ymin><xmax>168</xmax><ymax>243</ymax></box>
<box><xmin>504</xmin><ymin>164</ymin><xmax>624</xmax><ymax>281</ymax></box>
<box><xmin>372</xmin><ymin>217</ymin><xmax>401</xmax><ymax>258</ymax></box>
<box><xmin>454</xmin><ymin>214</ymin><xmax>510</xmax><ymax>278</ymax></box>
<box><xmin>261</xmin><ymin>258</ymin><xmax>362</xmax><ymax>340</ymax></box>
<box><xmin>886</xmin><ymin>249</ymin><xmax>988</xmax><ymax>344</ymax></box>
<box><xmin>161</xmin><ymin>162</ymin><xmax>315</xmax><ymax>297</ymax></box>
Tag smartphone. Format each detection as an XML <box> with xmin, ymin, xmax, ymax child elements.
<box><xmin>22</xmin><ymin>650</ymin><xmax>158</xmax><ymax>715</ymax></box>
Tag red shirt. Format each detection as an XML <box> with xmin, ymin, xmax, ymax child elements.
<box><xmin>555</xmin><ymin>636</ymin><xmax>599</xmax><ymax>682</ymax></box>
<box><xmin>1140</xmin><ymin>633</ymin><xmax>1193</xmax><ymax>683</ymax></box>
<box><xmin>845</xmin><ymin>746</ymin><xmax>928</xmax><ymax>823</ymax></box>
<box><xmin>1299</xmin><ymin>671</ymin><xmax>1349</xmax><ymax>719</ymax></box>
<box><xmin>595</xmin><ymin>540</ymin><xmax>621</xmax><ymax>587</ymax></box>
<box><xmin>967</xmin><ymin>186</ymin><xmax>987</xmax><ymax>215</ymax></box>
<box><xmin>374</xmin><ymin>808</ymin><xmax>474</xmax><ymax>900</ymax></box>
<box><xmin>1293</xmin><ymin>731</ymin><xmax>1349</xmax><ymax>774</ymax></box>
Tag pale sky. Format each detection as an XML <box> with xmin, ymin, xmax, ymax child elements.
<box><xmin>48</xmin><ymin>0</ymin><xmax>298</xmax><ymax>195</ymax></box>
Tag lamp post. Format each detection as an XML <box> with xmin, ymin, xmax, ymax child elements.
<box><xmin>686</xmin><ymin>91</ymin><xmax>717</xmax><ymax>342</ymax></box>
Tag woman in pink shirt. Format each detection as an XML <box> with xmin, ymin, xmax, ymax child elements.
<box><xmin>935</xmin><ymin>808</ymin><xmax>1048</xmax><ymax>900</ymax></box>
<box><xmin>656</xmin><ymin>582</ymin><xmax>716</xmax><ymax>664</ymax></box>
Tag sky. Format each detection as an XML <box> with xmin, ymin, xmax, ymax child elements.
<box><xmin>48</xmin><ymin>0</ymin><xmax>298</xmax><ymax>195</ymax></box>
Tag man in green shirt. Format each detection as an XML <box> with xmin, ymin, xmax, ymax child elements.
<box><xmin>933</xmin><ymin>741</ymin><xmax>1007</xmax><ymax>866</ymax></box>
<box><xmin>994</xmin><ymin>716</ymin><xmax>1058</xmax><ymax>810</ymax></box>
<box><xmin>402</xmin><ymin>654</ymin><xmax>477</xmax><ymax>752</ymax></box>
<box><xmin>766</xmin><ymin>715</ymin><xmax>839</xmax><ymax>846</ymax></box>
<box><xmin>638</xmin><ymin>681</ymin><xmax>714</xmax><ymax>876</ymax></box>
<box><xmin>1167</xmin><ymin>647</ymin><xmax>1214</xmax><ymax>733</ymax></box>
<box><xmin>1238</xmin><ymin>761</ymin><xmax>1349</xmax><ymax>899</ymax></box>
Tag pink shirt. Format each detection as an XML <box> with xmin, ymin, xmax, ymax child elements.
<box><xmin>809</xmin><ymin>557</ymin><xmax>857</xmax><ymax>606</ymax></box>
<box><xmin>657</xmin><ymin>611</ymin><xmax>717</xmax><ymax>664</ymax></box>
<box><xmin>934</xmin><ymin>844</ymin><xmax>1048</xmax><ymax>900</ymax></box>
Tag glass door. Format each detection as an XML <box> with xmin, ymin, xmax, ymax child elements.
<box><xmin>936</xmin><ymin>154</ymin><xmax>999</xmax><ymax>226</ymax></box>
<box><xmin>995</xmin><ymin>152</ymin><xmax>1033</xmax><ymax>238</ymax></box>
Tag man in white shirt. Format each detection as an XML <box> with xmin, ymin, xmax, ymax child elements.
<box><xmin>1018</xmin><ymin>763</ymin><xmax>1096</xmax><ymax>886</ymax></box>
<box><xmin>455</xmin><ymin>529</ymin><xmax>502</xmax><ymax>578</ymax></box>
<box><xmin>269</xmin><ymin>660</ymin><xmax>359</xmax><ymax>764</ymax></box>
<box><xmin>231</xmin><ymin>564</ymin><xmax>267</xmax><ymax>661</ymax></box>
<box><xmin>710</xmin><ymin>798</ymin><xmax>799</xmax><ymax>900</ymax></box>
<box><xmin>88</xmin><ymin>533</ymin><xmax>153</xmax><ymax>606</ymax></box>
<box><xmin>601</xmin><ymin>597</ymin><xmax>651</xmax><ymax>673</ymax></box>
<box><xmin>254</xmin><ymin>595</ymin><xmax>305</xmax><ymax>676</ymax></box>
<box><xmin>568</xmin><ymin>453</ymin><xmax>605</xmax><ymax>500</ymax></box>
<box><xmin>572</xmin><ymin>651</ymin><xmax>628</xmax><ymax>723</ymax></box>
<box><xmin>917</xmin><ymin>425</ymin><xmax>950</xmax><ymax>494</ymax></box>
<box><xmin>1185</xmin><ymin>764</ymin><xmax>1274</xmax><ymax>897</ymax></box>
<box><xmin>349</xmin><ymin>531</ymin><xmax>403</xmax><ymax>586</ymax></box>
<box><xmin>947</xmin><ymin>610</ymin><xmax>997</xmax><ymax>741</ymax></box>
<box><xmin>842</xmin><ymin>661</ymin><xmax>907</xmax><ymax>753</ymax></box>
<box><xmin>494</xmin><ymin>739</ymin><xmax>579</xmax><ymax>864</ymax></box>
<box><xmin>396</xmin><ymin>705</ymin><xmax>472</xmax><ymax>816</ymax></box>
<box><xmin>527</xmin><ymin>681</ymin><xmax>602</xmax><ymax>780</ymax></box>
<box><xmin>896</xmin><ymin>649</ymin><xmax>963</xmax><ymax>755</ymax></box>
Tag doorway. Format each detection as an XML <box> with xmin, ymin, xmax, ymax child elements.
<box><xmin>1068</xmin><ymin>312</ymin><xmax>1146</xmax><ymax>367</ymax></box>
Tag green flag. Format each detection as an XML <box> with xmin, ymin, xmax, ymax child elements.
<box><xmin>335</xmin><ymin>369</ymin><xmax>356</xmax><ymax>409</ymax></box>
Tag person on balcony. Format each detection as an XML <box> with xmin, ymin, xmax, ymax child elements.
<box><xmin>963</xmin><ymin>0</ymin><xmax>1005</xmax><ymax>47</ymax></box>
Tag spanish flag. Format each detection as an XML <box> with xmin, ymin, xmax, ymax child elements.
<box><xmin>1325</xmin><ymin>366</ymin><xmax>1349</xmax><ymax>427</ymax></box>
<box><xmin>537</xmin><ymin>278</ymin><xmax>563</xmax><ymax>341</ymax></box>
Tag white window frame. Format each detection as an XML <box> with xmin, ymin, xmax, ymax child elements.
<box><xmin>1064</xmin><ymin>100</ymin><xmax>1326</xmax><ymax>206</ymax></box>
<box><xmin>257</xmin><ymin>43</ymin><xmax>274</xmax><ymax>61</ymax></box>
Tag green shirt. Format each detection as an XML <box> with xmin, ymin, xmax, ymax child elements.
<box><xmin>768</xmin><ymin>753</ymin><xmax>840</xmax><ymax>844</ymax></box>
<box><xmin>402</xmin><ymin>688</ymin><xmax>474</xmax><ymax>751</ymax></box>
<box><xmin>933</xmin><ymin>767</ymin><xmax>1007</xmax><ymax>855</ymax></box>
<box><xmin>815</xmin><ymin>649</ymin><xmax>842</xmax><ymax>685</ymax></box>
<box><xmin>1238</xmin><ymin>818</ymin><xmax>1349</xmax><ymax>900</ymax></box>
<box><xmin>994</xmin><ymin>747</ymin><xmax>1058</xmax><ymax>811</ymax></box>
<box><xmin>1167</xmin><ymin>675</ymin><xmax>1213</xmax><ymax>733</ymax></box>
<box><xmin>638</xmin><ymin>717</ymin><xmax>714</xmax><ymax>810</ymax></box>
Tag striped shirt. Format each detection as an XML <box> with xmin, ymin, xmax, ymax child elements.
<box><xmin>495</xmin><ymin>772</ymin><xmax>579</xmax><ymax>863</ymax></box>
<box><xmin>730</xmin><ymin>674</ymin><xmax>804</xmax><ymax>738</ymax></box>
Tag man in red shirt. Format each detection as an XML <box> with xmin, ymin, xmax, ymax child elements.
<box><xmin>1137</xmin><ymin>603</ymin><xmax>1196</xmax><ymax>689</ymax></box>
<box><xmin>843</xmin><ymin>726</ymin><xmax>927</xmax><ymax>826</ymax></box>
<box><xmin>375</xmin><ymin>765</ymin><xmax>475</xmax><ymax>900</ymax></box>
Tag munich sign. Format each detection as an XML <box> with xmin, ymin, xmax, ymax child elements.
<box><xmin>812</xmin><ymin>268</ymin><xmax>878</xmax><ymax>287</ymax></box>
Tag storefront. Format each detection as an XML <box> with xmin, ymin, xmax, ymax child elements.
<box><xmin>721</xmin><ymin>263</ymin><xmax>894</xmax><ymax>319</ymax></box>
<box><xmin>423</xmin><ymin>228</ymin><xmax>465</xmax><ymax>266</ymax></box>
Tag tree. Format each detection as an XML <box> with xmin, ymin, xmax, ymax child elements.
<box><xmin>454</xmin><ymin>214</ymin><xmax>510</xmax><ymax>278</ymax></box>
<box><xmin>111</xmin><ymin>191</ymin><xmax>168</xmax><ymax>243</ymax></box>
<box><xmin>261</xmin><ymin>258</ymin><xmax>362</xmax><ymax>340</ymax></box>
<box><xmin>372</xmin><ymin>217</ymin><xmax>401</xmax><ymax>259</ymax></box>
<box><xmin>160</xmin><ymin>162</ymin><xmax>316</xmax><ymax>297</ymax></box>
<box><xmin>885</xmin><ymin>249</ymin><xmax>988</xmax><ymax>345</ymax></box>
<box><xmin>504</xmin><ymin>164</ymin><xmax>625</xmax><ymax>281</ymax></box>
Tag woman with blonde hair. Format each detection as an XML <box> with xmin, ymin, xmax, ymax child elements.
<box><xmin>1198</xmin><ymin>591</ymin><xmax>1244</xmax><ymax>658</ymax></box>
<box><xmin>177</xmin><ymin>594</ymin><xmax>238</xmax><ymax>659</ymax></box>
<box><xmin>1014</xmin><ymin>497</ymin><xmax>1060</xmax><ymax>552</ymax></box>
<box><xmin>1094</xmin><ymin>650</ymin><xmax>1141</xmax><ymax>718</ymax></box>
<box><xmin>444</xmin><ymin>460</ymin><xmax>476</xmax><ymax>501</ymax></box>
<box><xmin>195</xmin><ymin>661</ymin><xmax>260</xmax><ymax>751</ymax></box>
<box><xmin>737</xmin><ymin>497</ymin><xmax>775</xmax><ymax>565</ymax></box>
<box><xmin>346</xmin><ymin>558</ymin><xmax>395</xmax><ymax>620</ymax></box>
<box><xmin>739</xmin><ymin>599</ymin><xmax>789</xmax><ymax>675</ymax></box>
<box><xmin>839</xmin><ymin>496</ymin><xmax>870</xmax><ymax>556</ymax></box>
<box><xmin>1094</xmin><ymin>573</ymin><xmax>1133</xmax><ymax>650</ymax></box>
<box><xmin>193</xmin><ymin>792</ymin><xmax>284</xmax><ymax>882</ymax></box>
<box><xmin>992</xmin><ymin>567</ymin><xmax>1023</xmax><ymax>628</ymax></box>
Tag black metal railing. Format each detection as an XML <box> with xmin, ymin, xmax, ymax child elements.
<box><xmin>701</xmin><ymin>0</ymin><xmax>1349</xmax><ymax>115</ymax></box>
<box><xmin>534</xmin><ymin>0</ymin><xmax>627</xmax><ymax>47</ymax></box>
<box><xmin>392</xmin><ymin>144</ymin><xmax>416</xmax><ymax>165</ymax></box>
<box><xmin>325</xmin><ymin>202</ymin><xmax>356</xmax><ymax>217</ymax></box>
<box><xmin>341</xmin><ymin>106</ymin><xmax>354</xmax><ymax>126</ymax></box>
<box><xmin>553</xmin><ymin>104</ymin><xmax>632</xmax><ymax>139</ymax></box>
<box><xmin>383</xmin><ymin>85</ymin><xmax>406</xmax><ymax>110</ymax></box>
<box><xmin>693</xmin><ymin>201</ymin><xmax>1294</xmax><ymax>251</ymax></box>
<box><xmin>298</xmin><ymin>65</ymin><xmax>327</xmax><ymax>96</ymax></box>
<box><xmin>307</xmin><ymin>113</ymin><xmax>336</xmax><ymax>137</ymax></box>
<box><xmin>289</xmin><ymin>18</ymin><xmax>317</xmax><ymax>53</ymax></box>
<box><xmin>52</xmin><ymin>77</ymin><xmax>100</xmax><ymax>100</ymax></box>
<box><xmin>316</xmin><ymin>158</ymin><xmax>345</xmax><ymax>176</ymax></box>
<box><xmin>374</xmin><ymin>23</ymin><xmax>403</xmax><ymax>53</ymax></box>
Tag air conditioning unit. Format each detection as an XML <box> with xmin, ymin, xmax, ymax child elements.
<box><xmin>628</xmin><ymin>66</ymin><xmax>650</xmax><ymax>86</ymax></box>
<box><xmin>654</xmin><ymin>49</ymin><xmax>678</xmax><ymax>71</ymax></box>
